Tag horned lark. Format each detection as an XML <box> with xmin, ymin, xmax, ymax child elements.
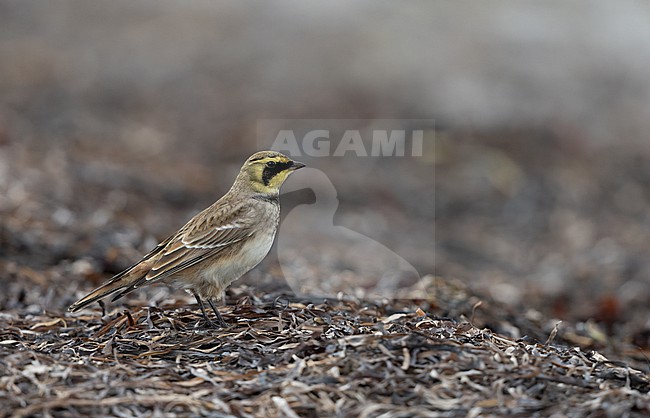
<box><xmin>69</xmin><ymin>151</ymin><xmax>305</xmax><ymax>327</ymax></box>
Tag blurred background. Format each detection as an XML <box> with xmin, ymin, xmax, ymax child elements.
<box><xmin>0</xmin><ymin>1</ymin><xmax>649</xmax><ymax>358</ymax></box>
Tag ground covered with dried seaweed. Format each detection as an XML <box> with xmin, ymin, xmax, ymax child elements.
<box><xmin>1</xmin><ymin>281</ymin><xmax>649</xmax><ymax>418</ymax></box>
<box><xmin>1</xmin><ymin>136</ymin><xmax>649</xmax><ymax>416</ymax></box>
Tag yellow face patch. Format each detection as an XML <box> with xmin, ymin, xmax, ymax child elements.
<box><xmin>244</xmin><ymin>153</ymin><xmax>304</xmax><ymax>193</ymax></box>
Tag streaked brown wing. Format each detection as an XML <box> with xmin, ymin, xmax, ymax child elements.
<box><xmin>143</xmin><ymin>203</ymin><xmax>258</xmax><ymax>283</ymax></box>
<box><xmin>94</xmin><ymin>233</ymin><xmax>174</xmax><ymax>288</ymax></box>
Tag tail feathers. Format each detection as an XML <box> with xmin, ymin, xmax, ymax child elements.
<box><xmin>68</xmin><ymin>269</ymin><xmax>147</xmax><ymax>312</ymax></box>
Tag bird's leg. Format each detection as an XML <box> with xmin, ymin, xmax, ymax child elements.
<box><xmin>207</xmin><ymin>298</ymin><xmax>227</xmax><ymax>327</ymax></box>
<box><xmin>192</xmin><ymin>291</ymin><xmax>219</xmax><ymax>329</ymax></box>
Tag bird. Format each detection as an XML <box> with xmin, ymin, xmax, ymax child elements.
<box><xmin>68</xmin><ymin>150</ymin><xmax>305</xmax><ymax>328</ymax></box>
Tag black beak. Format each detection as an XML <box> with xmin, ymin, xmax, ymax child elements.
<box><xmin>290</xmin><ymin>161</ymin><xmax>306</xmax><ymax>170</ymax></box>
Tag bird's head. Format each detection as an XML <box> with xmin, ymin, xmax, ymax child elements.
<box><xmin>236</xmin><ymin>151</ymin><xmax>306</xmax><ymax>194</ymax></box>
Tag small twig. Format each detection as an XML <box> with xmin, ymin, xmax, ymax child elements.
<box><xmin>545</xmin><ymin>321</ymin><xmax>562</xmax><ymax>346</ymax></box>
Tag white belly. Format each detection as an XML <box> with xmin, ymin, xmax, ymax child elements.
<box><xmin>198</xmin><ymin>228</ymin><xmax>277</xmax><ymax>293</ymax></box>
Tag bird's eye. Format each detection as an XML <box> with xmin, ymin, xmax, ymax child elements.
<box><xmin>266</xmin><ymin>161</ymin><xmax>277</xmax><ymax>168</ymax></box>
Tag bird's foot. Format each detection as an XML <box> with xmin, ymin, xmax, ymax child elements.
<box><xmin>207</xmin><ymin>299</ymin><xmax>227</xmax><ymax>329</ymax></box>
<box><xmin>202</xmin><ymin>317</ymin><xmax>224</xmax><ymax>329</ymax></box>
<box><xmin>192</xmin><ymin>291</ymin><xmax>228</xmax><ymax>329</ymax></box>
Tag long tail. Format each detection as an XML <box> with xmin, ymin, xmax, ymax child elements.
<box><xmin>68</xmin><ymin>264</ymin><xmax>149</xmax><ymax>312</ymax></box>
